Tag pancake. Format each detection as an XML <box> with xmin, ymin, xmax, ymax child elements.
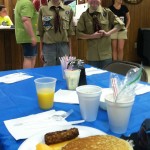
<box><xmin>62</xmin><ymin>135</ymin><xmax>133</xmax><ymax>150</ymax></box>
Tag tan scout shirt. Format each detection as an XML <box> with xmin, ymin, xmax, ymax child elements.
<box><xmin>37</xmin><ymin>1</ymin><xmax>75</xmax><ymax>44</ymax></box>
<box><xmin>77</xmin><ymin>6</ymin><xmax>125</xmax><ymax>61</ymax></box>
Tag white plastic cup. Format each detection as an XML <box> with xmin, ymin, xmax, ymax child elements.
<box><xmin>34</xmin><ymin>77</ymin><xmax>57</xmax><ymax>110</ymax></box>
<box><xmin>76</xmin><ymin>85</ymin><xmax>102</xmax><ymax>122</ymax></box>
<box><xmin>64</xmin><ymin>69</ymin><xmax>81</xmax><ymax>90</ymax></box>
<box><xmin>105</xmin><ymin>94</ymin><xmax>135</xmax><ymax>134</ymax></box>
<box><xmin>61</xmin><ymin>64</ymin><xmax>66</xmax><ymax>79</ymax></box>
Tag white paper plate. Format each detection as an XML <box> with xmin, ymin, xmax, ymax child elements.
<box><xmin>18</xmin><ymin>125</ymin><xmax>106</xmax><ymax>150</ymax></box>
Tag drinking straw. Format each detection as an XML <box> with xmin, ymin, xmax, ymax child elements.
<box><xmin>111</xmin><ymin>77</ymin><xmax>118</xmax><ymax>101</ymax></box>
<box><xmin>115</xmin><ymin>66</ymin><xmax>142</xmax><ymax>102</ymax></box>
<box><xmin>59</xmin><ymin>56</ymin><xmax>76</xmax><ymax>71</ymax></box>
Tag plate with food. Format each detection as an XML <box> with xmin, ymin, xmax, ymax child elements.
<box><xmin>18</xmin><ymin>125</ymin><xmax>106</xmax><ymax>150</ymax></box>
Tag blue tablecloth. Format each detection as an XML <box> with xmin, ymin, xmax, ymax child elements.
<box><xmin>0</xmin><ymin>65</ymin><xmax>150</xmax><ymax>150</ymax></box>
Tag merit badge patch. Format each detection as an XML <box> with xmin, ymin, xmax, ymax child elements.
<box><xmin>103</xmin><ymin>12</ymin><xmax>107</xmax><ymax>17</ymax></box>
<box><xmin>42</xmin><ymin>16</ymin><xmax>53</xmax><ymax>30</ymax></box>
<box><xmin>65</xmin><ymin>10</ymin><xmax>70</xmax><ymax>15</ymax></box>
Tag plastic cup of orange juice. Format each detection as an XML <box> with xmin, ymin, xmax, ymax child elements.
<box><xmin>34</xmin><ymin>77</ymin><xmax>57</xmax><ymax>110</ymax></box>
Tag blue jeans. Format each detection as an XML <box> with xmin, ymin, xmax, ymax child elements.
<box><xmin>88</xmin><ymin>59</ymin><xmax>112</xmax><ymax>69</ymax></box>
<box><xmin>22</xmin><ymin>43</ymin><xmax>37</xmax><ymax>57</ymax></box>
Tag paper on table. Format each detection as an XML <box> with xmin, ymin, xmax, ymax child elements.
<box><xmin>54</xmin><ymin>88</ymin><xmax>112</xmax><ymax>104</ymax></box>
<box><xmin>54</xmin><ymin>83</ymin><xmax>150</xmax><ymax>105</ymax></box>
<box><xmin>54</xmin><ymin>89</ymin><xmax>79</xmax><ymax>104</ymax></box>
<box><xmin>0</xmin><ymin>72</ymin><xmax>33</xmax><ymax>83</ymax></box>
<box><xmin>54</xmin><ymin>88</ymin><xmax>113</xmax><ymax>105</ymax></box>
<box><xmin>85</xmin><ymin>67</ymin><xmax>107</xmax><ymax>76</ymax></box>
<box><xmin>4</xmin><ymin>110</ymin><xmax>84</xmax><ymax>140</ymax></box>
<box><xmin>101</xmin><ymin>83</ymin><xmax>150</xmax><ymax>97</ymax></box>
<box><xmin>135</xmin><ymin>83</ymin><xmax>150</xmax><ymax>95</ymax></box>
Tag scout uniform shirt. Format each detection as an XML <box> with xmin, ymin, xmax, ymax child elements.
<box><xmin>37</xmin><ymin>1</ymin><xmax>75</xmax><ymax>44</ymax></box>
<box><xmin>76</xmin><ymin>6</ymin><xmax>125</xmax><ymax>61</ymax></box>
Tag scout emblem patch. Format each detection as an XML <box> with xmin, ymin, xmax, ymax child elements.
<box><xmin>65</xmin><ymin>10</ymin><xmax>70</xmax><ymax>15</ymax></box>
<box><xmin>42</xmin><ymin>16</ymin><xmax>53</xmax><ymax>30</ymax></box>
<box><xmin>103</xmin><ymin>12</ymin><xmax>107</xmax><ymax>17</ymax></box>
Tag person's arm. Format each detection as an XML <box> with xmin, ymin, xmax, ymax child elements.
<box><xmin>39</xmin><ymin>37</ymin><xmax>45</xmax><ymax>64</ymax></box>
<box><xmin>125</xmin><ymin>12</ymin><xmax>130</xmax><ymax>29</ymax></box>
<box><xmin>100</xmin><ymin>27</ymin><xmax>120</xmax><ymax>37</ymax></box>
<box><xmin>77</xmin><ymin>31</ymin><xmax>104</xmax><ymax>40</ymax></box>
<box><xmin>22</xmin><ymin>16</ymin><xmax>37</xmax><ymax>46</ymax></box>
<box><xmin>68</xmin><ymin>37</ymin><xmax>72</xmax><ymax>56</ymax></box>
<box><xmin>67</xmin><ymin>8</ymin><xmax>74</xmax><ymax>56</ymax></box>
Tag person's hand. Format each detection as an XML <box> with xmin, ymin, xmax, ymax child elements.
<box><xmin>40</xmin><ymin>52</ymin><xmax>46</xmax><ymax>64</ymax></box>
<box><xmin>93</xmin><ymin>31</ymin><xmax>103</xmax><ymax>39</ymax></box>
<box><xmin>31</xmin><ymin>36</ymin><xmax>37</xmax><ymax>46</ymax></box>
<box><xmin>100</xmin><ymin>30</ymin><xmax>111</xmax><ymax>37</ymax></box>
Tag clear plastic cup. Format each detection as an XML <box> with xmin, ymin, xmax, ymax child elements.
<box><xmin>76</xmin><ymin>85</ymin><xmax>102</xmax><ymax>122</ymax></box>
<box><xmin>105</xmin><ymin>94</ymin><xmax>135</xmax><ymax>134</ymax></box>
<box><xmin>61</xmin><ymin>64</ymin><xmax>67</xmax><ymax>79</ymax></box>
<box><xmin>64</xmin><ymin>69</ymin><xmax>81</xmax><ymax>90</ymax></box>
<box><xmin>34</xmin><ymin>77</ymin><xmax>57</xmax><ymax>110</ymax></box>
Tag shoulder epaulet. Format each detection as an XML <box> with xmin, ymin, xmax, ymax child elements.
<box><xmin>63</xmin><ymin>5</ymin><xmax>72</xmax><ymax>11</ymax></box>
<box><xmin>103</xmin><ymin>7</ymin><xmax>111</xmax><ymax>11</ymax></box>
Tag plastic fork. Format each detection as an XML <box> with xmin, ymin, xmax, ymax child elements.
<box><xmin>50</xmin><ymin>109</ymin><xmax>74</xmax><ymax>121</ymax></box>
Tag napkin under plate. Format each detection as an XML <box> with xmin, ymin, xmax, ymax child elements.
<box><xmin>4</xmin><ymin>110</ymin><xmax>84</xmax><ymax>140</ymax></box>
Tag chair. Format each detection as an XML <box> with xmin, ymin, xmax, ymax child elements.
<box><xmin>103</xmin><ymin>61</ymin><xmax>148</xmax><ymax>82</ymax></box>
<box><xmin>137</xmin><ymin>28</ymin><xmax>150</xmax><ymax>65</ymax></box>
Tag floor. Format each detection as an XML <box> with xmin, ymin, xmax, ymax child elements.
<box><xmin>144</xmin><ymin>66</ymin><xmax>150</xmax><ymax>83</ymax></box>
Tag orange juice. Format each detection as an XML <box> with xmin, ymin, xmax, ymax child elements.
<box><xmin>37</xmin><ymin>88</ymin><xmax>54</xmax><ymax>110</ymax></box>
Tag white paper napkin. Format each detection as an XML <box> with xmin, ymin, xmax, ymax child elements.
<box><xmin>85</xmin><ymin>67</ymin><xmax>107</xmax><ymax>76</ymax></box>
<box><xmin>0</xmin><ymin>72</ymin><xmax>33</xmax><ymax>83</ymax></box>
<box><xmin>135</xmin><ymin>83</ymin><xmax>150</xmax><ymax>95</ymax></box>
<box><xmin>54</xmin><ymin>89</ymin><xmax>79</xmax><ymax>104</ymax></box>
<box><xmin>54</xmin><ymin>89</ymin><xmax>113</xmax><ymax>104</ymax></box>
<box><xmin>54</xmin><ymin>83</ymin><xmax>150</xmax><ymax>105</ymax></box>
<box><xmin>4</xmin><ymin>110</ymin><xmax>84</xmax><ymax>140</ymax></box>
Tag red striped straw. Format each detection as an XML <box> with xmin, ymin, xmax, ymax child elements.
<box><xmin>111</xmin><ymin>78</ymin><xmax>118</xmax><ymax>101</ymax></box>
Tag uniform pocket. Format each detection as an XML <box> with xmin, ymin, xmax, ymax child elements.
<box><xmin>62</xmin><ymin>16</ymin><xmax>69</xmax><ymax>29</ymax></box>
<box><xmin>85</xmin><ymin>20</ymin><xmax>93</xmax><ymax>34</ymax></box>
<box><xmin>42</xmin><ymin>15</ymin><xmax>54</xmax><ymax>31</ymax></box>
<box><xmin>101</xmin><ymin>20</ymin><xmax>109</xmax><ymax>31</ymax></box>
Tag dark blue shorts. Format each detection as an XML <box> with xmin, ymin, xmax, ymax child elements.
<box><xmin>22</xmin><ymin>43</ymin><xmax>38</xmax><ymax>57</ymax></box>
